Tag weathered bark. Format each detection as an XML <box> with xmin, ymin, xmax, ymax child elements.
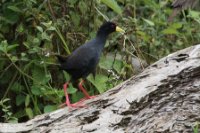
<box><xmin>1</xmin><ymin>44</ymin><xmax>200</xmax><ymax>133</ymax></box>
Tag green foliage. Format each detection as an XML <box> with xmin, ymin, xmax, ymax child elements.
<box><xmin>67</xmin><ymin>84</ymin><xmax>77</xmax><ymax>94</ymax></box>
<box><xmin>0</xmin><ymin>40</ymin><xmax>19</xmax><ymax>53</ymax></box>
<box><xmin>188</xmin><ymin>11</ymin><xmax>200</xmax><ymax>24</ymax></box>
<box><xmin>193</xmin><ymin>122</ymin><xmax>199</xmax><ymax>133</ymax></box>
<box><xmin>0</xmin><ymin>0</ymin><xmax>200</xmax><ymax>123</ymax></box>
<box><xmin>44</xmin><ymin>105</ymin><xmax>57</xmax><ymax>113</ymax></box>
<box><xmin>88</xmin><ymin>74</ymin><xmax>109</xmax><ymax>93</ymax></box>
<box><xmin>0</xmin><ymin>98</ymin><xmax>18</xmax><ymax>123</ymax></box>
<box><xmin>101</xmin><ymin>0</ymin><xmax>122</xmax><ymax>15</ymax></box>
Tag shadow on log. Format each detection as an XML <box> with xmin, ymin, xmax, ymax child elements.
<box><xmin>1</xmin><ymin>44</ymin><xmax>200</xmax><ymax>133</ymax></box>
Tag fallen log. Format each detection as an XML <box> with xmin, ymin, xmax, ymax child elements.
<box><xmin>1</xmin><ymin>44</ymin><xmax>200</xmax><ymax>133</ymax></box>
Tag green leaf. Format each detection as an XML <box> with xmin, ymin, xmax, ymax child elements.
<box><xmin>67</xmin><ymin>84</ymin><xmax>77</xmax><ymax>94</ymax></box>
<box><xmin>16</xmin><ymin>23</ymin><xmax>24</xmax><ymax>33</ymax></box>
<box><xmin>79</xmin><ymin>1</ymin><xmax>87</xmax><ymax>14</ymax></box>
<box><xmin>7</xmin><ymin>44</ymin><xmax>19</xmax><ymax>52</ymax></box>
<box><xmin>47</xmin><ymin>26</ymin><xmax>56</xmax><ymax>31</ymax></box>
<box><xmin>162</xmin><ymin>28</ymin><xmax>178</xmax><ymax>35</ymax></box>
<box><xmin>13</xmin><ymin>109</ymin><xmax>26</xmax><ymax>119</ymax></box>
<box><xmin>113</xmin><ymin>60</ymin><xmax>123</xmax><ymax>73</ymax></box>
<box><xmin>142</xmin><ymin>18</ymin><xmax>155</xmax><ymax>26</ymax></box>
<box><xmin>25</xmin><ymin>95</ymin><xmax>30</xmax><ymax>107</ymax></box>
<box><xmin>32</xmin><ymin>66</ymin><xmax>50</xmax><ymax>84</ymax></box>
<box><xmin>136</xmin><ymin>31</ymin><xmax>151</xmax><ymax>42</ymax></box>
<box><xmin>11</xmin><ymin>56</ymin><xmax>18</xmax><ymax>62</ymax></box>
<box><xmin>99</xmin><ymin>56</ymin><xmax>123</xmax><ymax>73</ymax></box>
<box><xmin>25</xmin><ymin>108</ymin><xmax>33</xmax><ymax>119</ymax></box>
<box><xmin>171</xmin><ymin>23</ymin><xmax>182</xmax><ymax>29</ymax></box>
<box><xmin>71</xmin><ymin>91</ymin><xmax>84</xmax><ymax>103</ymax></box>
<box><xmin>0</xmin><ymin>40</ymin><xmax>8</xmax><ymax>53</ymax></box>
<box><xmin>16</xmin><ymin>94</ymin><xmax>25</xmax><ymax>106</ymax></box>
<box><xmin>3</xmin><ymin>6</ymin><xmax>20</xmax><ymax>24</ymax></box>
<box><xmin>63</xmin><ymin>71</ymin><xmax>70</xmax><ymax>81</ymax></box>
<box><xmin>31</xmin><ymin>85</ymin><xmax>42</xmax><ymax>95</ymax></box>
<box><xmin>101</xmin><ymin>0</ymin><xmax>122</xmax><ymax>15</ymax></box>
<box><xmin>0</xmin><ymin>98</ymin><xmax>10</xmax><ymax>104</ymax></box>
<box><xmin>11</xmin><ymin>82</ymin><xmax>24</xmax><ymax>93</ymax></box>
<box><xmin>36</xmin><ymin>26</ymin><xmax>43</xmax><ymax>32</ymax></box>
<box><xmin>188</xmin><ymin>11</ymin><xmax>200</xmax><ymax>23</ymax></box>
<box><xmin>44</xmin><ymin>105</ymin><xmax>57</xmax><ymax>113</ymax></box>
<box><xmin>99</xmin><ymin>55</ymin><xmax>116</xmax><ymax>70</ymax></box>
<box><xmin>41</xmin><ymin>21</ymin><xmax>53</xmax><ymax>28</ymax></box>
<box><xmin>70</xmin><ymin>12</ymin><xmax>80</xmax><ymax>27</ymax></box>
<box><xmin>41</xmin><ymin>32</ymin><xmax>51</xmax><ymax>41</ymax></box>
<box><xmin>87</xmin><ymin>74</ymin><xmax>109</xmax><ymax>93</ymax></box>
<box><xmin>188</xmin><ymin>10</ymin><xmax>200</xmax><ymax>19</ymax></box>
<box><xmin>162</xmin><ymin>22</ymin><xmax>182</xmax><ymax>35</ymax></box>
<box><xmin>7</xmin><ymin>6</ymin><xmax>22</xmax><ymax>13</ymax></box>
<box><xmin>7</xmin><ymin>117</ymin><xmax>18</xmax><ymax>123</ymax></box>
<box><xmin>69</xmin><ymin>0</ymin><xmax>78</xmax><ymax>5</ymax></box>
<box><xmin>33</xmin><ymin>38</ymin><xmax>40</xmax><ymax>45</ymax></box>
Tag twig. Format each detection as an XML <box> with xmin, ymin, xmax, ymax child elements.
<box><xmin>47</xmin><ymin>0</ymin><xmax>56</xmax><ymax>20</ymax></box>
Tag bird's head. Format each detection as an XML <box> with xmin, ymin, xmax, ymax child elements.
<box><xmin>97</xmin><ymin>22</ymin><xmax>125</xmax><ymax>37</ymax></box>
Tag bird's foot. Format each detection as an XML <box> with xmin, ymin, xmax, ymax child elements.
<box><xmin>78</xmin><ymin>80</ymin><xmax>98</xmax><ymax>100</ymax></box>
<box><xmin>86</xmin><ymin>95</ymin><xmax>97</xmax><ymax>99</ymax></box>
<box><xmin>68</xmin><ymin>103</ymin><xmax>86</xmax><ymax>108</ymax></box>
<box><xmin>78</xmin><ymin>95</ymin><xmax>97</xmax><ymax>102</ymax></box>
<box><xmin>59</xmin><ymin>95</ymin><xmax>98</xmax><ymax>108</ymax></box>
<box><xmin>59</xmin><ymin>100</ymin><xmax>86</xmax><ymax>108</ymax></box>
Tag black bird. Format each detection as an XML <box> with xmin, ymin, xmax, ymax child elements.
<box><xmin>57</xmin><ymin>22</ymin><xmax>125</xmax><ymax>107</ymax></box>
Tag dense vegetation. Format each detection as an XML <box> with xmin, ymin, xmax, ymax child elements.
<box><xmin>0</xmin><ymin>0</ymin><xmax>200</xmax><ymax>123</ymax></box>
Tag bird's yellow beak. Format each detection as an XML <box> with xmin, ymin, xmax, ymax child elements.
<box><xmin>116</xmin><ymin>26</ymin><xmax>125</xmax><ymax>33</ymax></box>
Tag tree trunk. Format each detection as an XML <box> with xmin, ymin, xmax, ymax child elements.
<box><xmin>1</xmin><ymin>44</ymin><xmax>200</xmax><ymax>133</ymax></box>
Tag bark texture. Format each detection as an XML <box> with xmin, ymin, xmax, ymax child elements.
<box><xmin>1</xmin><ymin>44</ymin><xmax>200</xmax><ymax>133</ymax></box>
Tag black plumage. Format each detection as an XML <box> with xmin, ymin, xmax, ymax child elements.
<box><xmin>56</xmin><ymin>22</ymin><xmax>124</xmax><ymax>107</ymax></box>
<box><xmin>57</xmin><ymin>22</ymin><xmax>124</xmax><ymax>82</ymax></box>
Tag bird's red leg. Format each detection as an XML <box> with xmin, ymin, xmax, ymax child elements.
<box><xmin>59</xmin><ymin>82</ymin><xmax>85</xmax><ymax>108</ymax></box>
<box><xmin>78</xmin><ymin>80</ymin><xmax>96</xmax><ymax>99</ymax></box>
<box><xmin>63</xmin><ymin>82</ymin><xmax>71</xmax><ymax>106</ymax></box>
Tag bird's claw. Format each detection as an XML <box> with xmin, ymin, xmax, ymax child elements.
<box><xmin>81</xmin><ymin>95</ymin><xmax>97</xmax><ymax>101</ymax></box>
<box><xmin>87</xmin><ymin>95</ymin><xmax>97</xmax><ymax>99</ymax></box>
<box><xmin>59</xmin><ymin>100</ymin><xmax>87</xmax><ymax>108</ymax></box>
<box><xmin>59</xmin><ymin>95</ymin><xmax>97</xmax><ymax>108</ymax></box>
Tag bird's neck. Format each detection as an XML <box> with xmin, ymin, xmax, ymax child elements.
<box><xmin>96</xmin><ymin>35</ymin><xmax>107</xmax><ymax>46</ymax></box>
<box><xmin>96</xmin><ymin>30</ymin><xmax>109</xmax><ymax>39</ymax></box>
<box><xmin>91</xmin><ymin>35</ymin><xmax>107</xmax><ymax>54</ymax></box>
<box><xmin>96</xmin><ymin>31</ymin><xmax>109</xmax><ymax>41</ymax></box>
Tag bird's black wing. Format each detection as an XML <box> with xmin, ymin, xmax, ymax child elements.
<box><xmin>65</xmin><ymin>47</ymin><xmax>95</xmax><ymax>69</ymax></box>
<box><xmin>62</xmin><ymin>41</ymin><xmax>99</xmax><ymax>76</ymax></box>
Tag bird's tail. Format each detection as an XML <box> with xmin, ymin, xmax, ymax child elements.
<box><xmin>55</xmin><ymin>54</ymin><xmax>69</xmax><ymax>70</ymax></box>
<box><xmin>56</xmin><ymin>55</ymin><xmax>68</xmax><ymax>63</ymax></box>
